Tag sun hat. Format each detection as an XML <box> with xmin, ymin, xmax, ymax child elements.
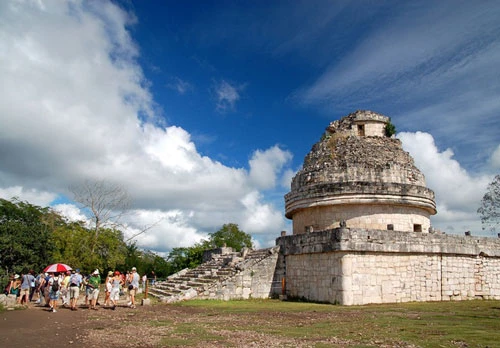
<box><xmin>108</xmin><ymin>271</ymin><xmax>113</xmax><ymax>276</ymax></box>
<box><xmin>14</xmin><ymin>274</ymin><xmax>20</xmax><ymax>279</ymax></box>
<box><xmin>93</xmin><ymin>269</ymin><xmax>99</xmax><ymax>275</ymax></box>
<box><xmin>132</xmin><ymin>267</ymin><xmax>137</xmax><ymax>271</ymax></box>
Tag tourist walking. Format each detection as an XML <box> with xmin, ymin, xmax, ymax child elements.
<box><xmin>128</xmin><ymin>267</ymin><xmax>139</xmax><ymax>309</ymax></box>
<box><xmin>69</xmin><ymin>269</ymin><xmax>82</xmax><ymax>311</ymax></box>
<box><xmin>18</xmin><ymin>271</ymin><xmax>35</xmax><ymax>305</ymax></box>
<box><xmin>104</xmin><ymin>271</ymin><xmax>113</xmax><ymax>307</ymax></box>
<box><xmin>34</xmin><ymin>271</ymin><xmax>46</xmax><ymax>305</ymax></box>
<box><xmin>60</xmin><ymin>270</ymin><xmax>71</xmax><ymax>307</ymax></box>
<box><xmin>87</xmin><ymin>269</ymin><xmax>101</xmax><ymax>310</ymax></box>
<box><xmin>10</xmin><ymin>274</ymin><xmax>21</xmax><ymax>298</ymax></box>
<box><xmin>110</xmin><ymin>271</ymin><xmax>123</xmax><ymax>309</ymax></box>
<box><xmin>47</xmin><ymin>272</ymin><xmax>61</xmax><ymax>312</ymax></box>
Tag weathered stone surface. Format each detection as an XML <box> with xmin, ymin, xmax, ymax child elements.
<box><xmin>285</xmin><ymin>110</ymin><xmax>436</xmax><ymax>234</ymax></box>
<box><xmin>275</xmin><ymin>110</ymin><xmax>499</xmax><ymax>306</ymax></box>
<box><xmin>274</xmin><ymin>228</ymin><xmax>500</xmax><ymax>305</ymax></box>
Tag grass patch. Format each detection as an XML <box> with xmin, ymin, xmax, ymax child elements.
<box><xmin>168</xmin><ymin>299</ymin><xmax>500</xmax><ymax>347</ymax></box>
<box><xmin>159</xmin><ymin>323</ymin><xmax>228</xmax><ymax>347</ymax></box>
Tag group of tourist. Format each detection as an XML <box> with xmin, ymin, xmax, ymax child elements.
<box><xmin>3</xmin><ymin>266</ymin><xmax>146</xmax><ymax>312</ymax></box>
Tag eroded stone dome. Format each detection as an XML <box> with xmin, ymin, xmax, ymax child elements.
<box><xmin>285</xmin><ymin>110</ymin><xmax>436</xmax><ymax>234</ymax></box>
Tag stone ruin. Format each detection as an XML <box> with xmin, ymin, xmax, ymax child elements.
<box><xmin>285</xmin><ymin>110</ymin><xmax>436</xmax><ymax>234</ymax></box>
<box><xmin>150</xmin><ymin>110</ymin><xmax>500</xmax><ymax>305</ymax></box>
<box><xmin>274</xmin><ymin>110</ymin><xmax>500</xmax><ymax>305</ymax></box>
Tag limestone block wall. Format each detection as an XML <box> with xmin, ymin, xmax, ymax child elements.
<box><xmin>441</xmin><ymin>255</ymin><xmax>500</xmax><ymax>300</ymax></box>
<box><xmin>275</xmin><ymin>228</ymin><xmax>500</xmax><ymax>305</ymax></box>
<box><xmin>199</xmin><ymin>249</ymin><xmax>279</xmax><ymax>301</ymax></box>
<box><xmin>291</xmin><ymin>204</ymin><xmax>431</xmax><ymax>234</ymax></box>
<box><xmin>355</xmin><ymin>121</ymin><xmax>386</xmax><ymax>137</ymax></box>
<box><xmin>281</xmin><ymin>251</ymin><xmax>345</xmax><ymax>304</ymax></box>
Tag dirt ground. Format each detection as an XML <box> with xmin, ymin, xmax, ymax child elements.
<box><xmin>0</xmin><ymin>301</ymin><xmax>344</xmax><ymax>348</ymax></box>
<box><xmin>0</xmin><ymin>302</ymin><xmax>163</xmax><ymax>348</ymax></box>
<box><xmin>0</xmin><ymin>300</ymin><xmax>416</xmax><ymax>348</ymax></box>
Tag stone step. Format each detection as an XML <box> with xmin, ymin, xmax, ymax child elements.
<box><xmin>187</xmin><ymin>280</ymin><xmax>211</xmax><ymax>287</ymax></box>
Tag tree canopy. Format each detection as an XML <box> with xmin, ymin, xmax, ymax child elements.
<box><xmin>208</xmin><ymin>223</ymin><xmax>253</xmax><ymax>252</ymax></box>
<box><xmin>0</xmin><ymin>197</ymin><xmax>254</xmax><ymax>290</ymax></box>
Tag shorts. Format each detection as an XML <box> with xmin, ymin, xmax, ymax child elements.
<box><xmin>129</xmin><ymin>288</ymin><xmax>137</xmax><ymax>297</ymax></box>
<box><xmin>20</xmin><ymin>288</ymin><xmax>30</xmax><ymax>297</ymax></box>
<box><xmin>49</xmin><ymin>290</ymin><xmax>60</xmax><ymax>300</ymax></box>
<box><xmin>69</xmin><ymin>286</ymin><xmax>80</xmax><ymax>299</ymax></box>
<box><xmin>88</xmin><ymin>288</ymin><xmax>99</xmax><ymax>300</ymax></box>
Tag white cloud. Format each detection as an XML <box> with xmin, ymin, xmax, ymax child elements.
<box><xmin>490</xmin><ymin>144</ymin><xmax>500</xmax><ymax>169</ymax></box>
<box><xmin>280</xmin><ymin>169</ymin><xmax>295</xmax><ymax>190</ymax></box>
<box><xmin>213</xmin><ymin>80</ymin><xmax>243</xmax><ymax>112</ymax></box>
<box><xmin>122</xmin><ymin>209</ymin><xmax>208</xmax><ymax>252</ymax></box>
<box><xmin>240</xmin><ymin>191</ymin><xmax>287</xmax><ymax>237</ymax></box>
<box><xmin>398</xmin><ymin>132</ymin><xmax>493</xmax><ymax>235</ymax></box>
<box><xmin>53</xmin><ymin>203</ymin><xmax>88</xmax><ymax>223</ymax></box>
<box><xmin>0</xmin><ymin>186</ymin><xmax>57</xmax><ymax>207</ymax></box>
<box><xmin>0</xmin><ymin>0</ymin><xmax>289</xmax><ymax>252</ymax></box>
<box><xmin>249</xmin><ymin>146</ymin><xmax>293</xmax><ymax>190</ymax></box>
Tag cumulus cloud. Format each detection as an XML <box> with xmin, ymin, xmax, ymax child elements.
<box><xmin>0</xmin><ymin>1</ymin><xmax>289</xmax><ymax>252</ymax></box>
<box><xmin>53</xmin><ymin>203</ymin><xmax>88</xmax><ymax>223</ymax></box>
<box><xmin>490</xmin><ymin>144</ymin><xmax>500</xmax><ymax>169</ymax></box>
<box><xmin>213</xmin><ymin>80</ymin><xmax>243</xmax><ymax>113</ymax></box>
<box><xmin>248</xmin><ymin>146</ymin><xmax>293</xmax><ymax>190</ymax></box>
<box><xmin>399</xmin><ymin>132</ymin><xmax>493</xmax><ymax>235</ymax></box>
<box><xmin>0</xmin><ymin>186</ymin><xmax>57</xmax><ymax>207</ymax></box>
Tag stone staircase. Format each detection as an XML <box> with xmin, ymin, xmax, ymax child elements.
<box><xmin>148</xmin><ymin>247</ymin><xmax>279</xmax><ymax>303</ymax></box>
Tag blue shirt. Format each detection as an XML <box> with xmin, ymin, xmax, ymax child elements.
<box><xmin>21</xmin><ymin>274</ymin><xmax>34</xmax><ymax>290</ymax></box>
<box><xmin>69</xmin><ymin>273</ymin><xmax>83</xmax><ymax>286</ymax></box>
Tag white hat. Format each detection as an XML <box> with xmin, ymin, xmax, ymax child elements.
<box><xmin>93</xmin><ymin>269</ymin><xmax>99</xmax><ymax>275</ymax></box>
<box><xmin>14</xmin><ymin>274</ymin><xmax>20</xmax><ymax>279</ymax></box>
<box><xmin>132</xmin><ymin>267</ymin><xmax>137</xmax><ymax>271</ymax></box>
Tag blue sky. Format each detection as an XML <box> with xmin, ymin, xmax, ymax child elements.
<box><xmin>0</xmin><ymin>0</ymin><xmax>499</xmax><ymax>253</ymax></box>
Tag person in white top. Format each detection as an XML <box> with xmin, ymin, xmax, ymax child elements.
<box><xmin>47</xmin><ymin>273</ymin><xmax>61</xmax><ymax>312</ymax></box>
<box><xmin>128</xmin><ymin>267</ymin><xmax>140</xmax><ymax>309</ymax></box>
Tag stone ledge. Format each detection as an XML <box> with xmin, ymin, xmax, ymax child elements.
<box><xmin>276</xmin><ymin>228</ymin><xmax>500</xmax><ymax>257</ymax></box>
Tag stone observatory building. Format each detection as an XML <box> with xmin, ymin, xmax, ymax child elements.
<box><xmin>285</xmin><ymin>110</ymin><xmax>436</xmax><ymax>234</ymax></box>
<box><xmin>150</xmin><ymin>110</ymin><xmax>500</xmax><ymax>307</ymax></box>
<box><xmin>273</xmin><ymin>110</ymin><xmax>500</xmax><ymax>305</ymax></box>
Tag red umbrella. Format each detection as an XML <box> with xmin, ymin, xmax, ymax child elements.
<box><xmin>43</xmin><ymin>263</ymin><xmax>72</xmax><ymax>273</ymax></box>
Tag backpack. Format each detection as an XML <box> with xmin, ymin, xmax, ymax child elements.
<box><xmin>51</xmin><ymin>278</ymin><xmax>60</xmax><ymax>292</ymax></box>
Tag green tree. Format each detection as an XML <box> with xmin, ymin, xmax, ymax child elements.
<box><xmin>478</xmin><ymin>174</ymin><xmax>500</xmax><ymax>234</ymax></box>
<box><xmin>209</xmin><ymin>223</ymin><xmax>253</xmax><ymax>252</ymax></box>
<box><xmin>385</xmin><ymin>121</ymin><xmax>396</xmax><ymax>137</ymax></box>
<box><xmin>0</xmin><ymin>198</ymin><xmax>57</xmax><ymax>280</ymax></box>
<box><xmin>167</xmin><ymin>241</ymin><xmax>209</xmax><ymax>272</ymax></box>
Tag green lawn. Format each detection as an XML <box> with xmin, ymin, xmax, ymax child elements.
<box><xmin>161</xmin><ymin>299</ymin><xmax>500</xmax><ymax>347</ymax></box>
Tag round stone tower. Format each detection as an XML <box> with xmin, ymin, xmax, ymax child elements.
<box><xmin>285</xmin><ymin>110</ymin><xmax>436</xmax><ymax>234</ymax></box>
